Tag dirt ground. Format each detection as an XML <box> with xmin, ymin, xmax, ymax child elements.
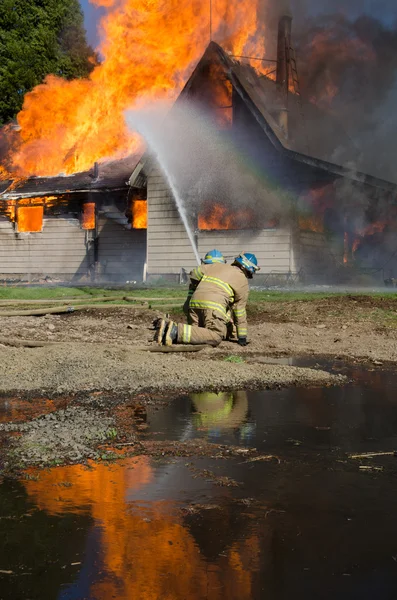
<box><xmin>0</xmin><ymin>293</ymin><xmax>396</xmax><ymax>473</ymax></box>
<box><xmin>0</xmin><ymin>294</ymin><xmax>394</xmax><ymax>394</ymax></box>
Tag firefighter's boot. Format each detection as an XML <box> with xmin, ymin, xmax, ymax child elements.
<box><xmin>154</xmin><ymin>318</ymin><xmax>167</xmax><ymax>345</ymax></box>
<box><xmin>165</xmin><ymin>321</ymin><xmax>178</xmax><ymax>346</ymax></box>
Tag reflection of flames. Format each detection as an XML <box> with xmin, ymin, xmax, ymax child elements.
<box><xmin>24</xmin><ymin>459</ymin><xmax>259</xmax><ymax>598</ymax></box>
<box><xmin>132</xmin><ymin>200</ymin><xmax>147</xmax><ymax>229</ymax></box>
<box><xmin>1</xmin><ymin>0</ymin><xmax>269</xmax><ymax>180</ymax></box>
<box><xmin>198</xmin><ymin>203</ymin><xmax>258</xmax><ymax>231</ymax></box>
<box><xmin>82</xmin><ymin>202</ymin><xmax>96</xmax><ymax>230</ymax></box>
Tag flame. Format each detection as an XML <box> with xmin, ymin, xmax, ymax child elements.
<box><xmin>132</xmin><ymin>200</ymin><xmax>147</xmax><ymax>229</ymax></box>
<box><xmin>1</xmin><ymin>0</ymin><xmax>269</xmax><ymax>179</ymax></box>
<box><xmin>352</xmin><ymin>220</ymin><xmax>388</xmax><ymax>254</ymax></box>
<box><xmin>343</xmin><ymin>231</ymin><xmax>349</xmax><ymax>264</ymax></box>
<box><xmin>82</xmin><ymin>202</ymin><xmax>96</xmax><ymax>229</ymax></box>
<box><xmin>198</xmin><ymin>202</ymin><xmax>258</xmax><ymax>230</ymax></box>
<box><xmin>17</xmin><ymin>205</ymin><xmax>44</xmax><ymax>233</ymax></box>
<box><xmin>306</xmin><ymin>30</ymin><xmax>375</xmax><ymax>110</ymax></box>
<box><xmin>298</xmin><ymin>215</ymin><xmax>324</xmax><ymax>233</ymax></box>
<box><xmin>197</xmin><ymin>62</ymin><xmax>233</xmax><ymax>128</ymax></box>
<box><xmin>298</xmin><ymin>184</ymin><xmax>335</xmax><ymax>232</ymax></box>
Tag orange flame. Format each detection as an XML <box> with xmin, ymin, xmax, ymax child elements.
<box><xmin>132</xmin><ymin>200</ymin><xmax>147</xmax><ymax>229</ymax></box>
<box><xmin>2</xmin><ymin>0</ymin><xmax>269</xmax><ymax>179</ymax></box>
<box><xmin>352</xmin><ymin>220</ymin><xmax>387</xmax><ymax>254</ymax></box>
<box><xmin>307</xmin><ymin>31</ymin><xmax>375</xmax><ymax>110</ymax></box>
<box><xmin>198</xmin><ymin>202</ymin><xmax>258</xmax><ymax>230</ymax></box>
<box><xmin>82</xmin><ymin>202</ymin><xmax>96</xmax><ymax>230</ymax></box>
<box><xmin>17</xmin><ymin>205</ymin><xmax>44</xmax><ymax>233</ymax></box>
<box><xmin>343</xmin><ymin>231</ymin><xmax>349</xmax><ymax>264</ymax></box>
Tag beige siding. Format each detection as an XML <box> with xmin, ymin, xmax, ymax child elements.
<box><xmin>0</xmin><ymin>217</ymin><xmax>89</xmax><ymax>278</ymax></box>
<box><xmin>198</xmin><ymin>229</ymin><xmax>295</xmax><ymax>273</ymax></box>
<box><xmin>147</xmin><ymin>168</ymin><xmax>296</xmax><ymax>276</ymax></box>
<box><xmin>147</xmin><ymin>168</ymin><xmax>197</xmax><ymax>274</ymax></box>
<box><xmin>98</xmin><ymin>216</ymin><xmax>146</xmax><ymax>282</ymax></box>
<box><xmin>295</xmin><ymin>231</ymin><xmax>339</xmax><ymax>280</ymax></box>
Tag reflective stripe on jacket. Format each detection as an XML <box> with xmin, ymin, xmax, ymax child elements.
<box><xmin>190</xmin><ymin>264</ymin><xmax>249</xmax><ymax>338</ymax></box>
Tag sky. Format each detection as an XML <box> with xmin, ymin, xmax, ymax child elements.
<box><xmin>79</xmin><ymin>0</ymin><xmax>397</xmax><ymax>49</ymax></box>
<box><xmin>79</xmin><ymin>0</ymin><xmax>104</xmax><ymax>48</ymax></box>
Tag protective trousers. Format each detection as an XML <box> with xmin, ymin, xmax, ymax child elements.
<box><xmin>177</xmin><ymin>308</ymin><xmax>227</xmax><ymax>346</ymax></box>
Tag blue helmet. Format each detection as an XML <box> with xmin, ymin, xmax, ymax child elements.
<box><xmin>233</xmin><ymin>252</ymin><xmax>260</xmax><ymax>275</ymax></box>
<box><xmin>202</xmin><ymin>249</ymin><xmax>226</xmax><ymax>264</ymax></box>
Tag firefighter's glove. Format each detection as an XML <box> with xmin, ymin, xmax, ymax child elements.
<box><xmin>237</xmin><ymin>337</ymin><xmax>248</xmax><ymax>347</ymax></box>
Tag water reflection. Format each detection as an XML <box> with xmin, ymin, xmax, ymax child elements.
<box><xmin>22</xmin><ymin>459</ymin><xmax>259</xmax><ymax>600</ymax></box>
<box><xmin>143</xmin><ymin>367</ymin><xmax>397</xmax><ymax>454</ymax></box>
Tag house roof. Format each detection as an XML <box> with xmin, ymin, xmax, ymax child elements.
<box><xmin>0</xmin><ymin>154</ymin><xmax>142</xmax><ymax>200</ymax></box>
<box><xmin>180</xmin><ymin>42</ymin><xmax>397</xmax><ymax>192</ymax></box>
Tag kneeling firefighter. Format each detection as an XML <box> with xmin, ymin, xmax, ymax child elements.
<box><xmin>155</xmin><ymin>252</ymin><xmax>260</xmax><ymax>347</ymax></box>
<box><xmin>183</xmin><ymin>249</ymin><xmax>226</xmax><ymax>318</ymax></box>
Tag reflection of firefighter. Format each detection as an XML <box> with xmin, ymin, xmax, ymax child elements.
<box><xmin>155</xmin><ymin>252</ymin><xmax>260</xmax><ymax>347</ymax></box>
<box><xmin>190</xmin><ymin>391</ymin><xmax>248</xmax><ymax>432</ymax></box>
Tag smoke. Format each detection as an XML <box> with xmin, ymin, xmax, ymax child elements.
<box><xmin>126</xmin><ymin>102</ymin><xmax>290</xmax><ymax>227</ymax></box>
<box><xmin>285</xmin><ymin>1</ymin><xmax>397</xmax><ymax>182</ymax></box>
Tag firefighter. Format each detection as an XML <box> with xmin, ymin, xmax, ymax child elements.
<box><xmin>155</xmin><ymin>252</ymin><xmax>260</xmax><ymax>347</ymax></box>
<box><xmin>183</xmin><ymin>249</ymin><xmax>226</xmax><ymax>318</ymax></box>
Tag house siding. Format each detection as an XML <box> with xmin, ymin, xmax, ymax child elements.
<box><xmin>147</xmin><ymin>167</ymin><xmax>297</xmax><ymax>276</ymax></box>
<box><xmin>295</xmin><ymin>231</ymin><xmax>339</xmax><ymax>281</ymax></box>
<box><xmin>197</xmin><ymin>229</ymin><xmax>295</xmax><ymax>273</ymax></box>
<box><xmin>0</xmin><ymin>217</ymin><xmax>90</xmax><ymax>280</ymax></box>
<box><xmin>147</xmin><ymin>167</ymin><xmax>197</xmax><ymax>275</ymax></box>
<box><xmin>97</xmin><ymin>215</ymin><xmax>146</xmax><ymax>282</ymax></box>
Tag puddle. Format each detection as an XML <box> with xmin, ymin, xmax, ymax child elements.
<box><xmin>1</xmin><ymin>364</ymin><xmax>397</xmax><ymax>598</ymax></box>
<box><xmin>142</xmin><ymin>364</ymin><xmax>397</xmax><ymax>456</ymax></box>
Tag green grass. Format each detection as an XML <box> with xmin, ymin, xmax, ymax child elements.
<box><xmin>249</xmin><ymin>290</ymin><xmax>397</xmax><ymax>303</ymax></box>
<box><xmin>223</xmin><ymin>355</ymin><xmax>245</xmax><ymax>364</ymax></box>
<box><xmin>0</xmin><ymin>286</ymin><xmax>395</xmax><ymax>306</ymax></box>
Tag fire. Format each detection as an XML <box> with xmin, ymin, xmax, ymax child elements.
<box><xmin>1</xmin><ymin>0</ymin><xmax>269</xmax><ymax>179</ymax></box>
<box><xmin>343</xmin><ymin>231</ymin><xmax>349</xmax><ymax>264</ymax></box>
<box><xmin>198</xmin><ymin>202</ymin><xmax>257</xmax><ymax>230</ymax></box>
<box><xmin>82</xmin><ymin>202</ymin><xmax>96</xmax><ymax>229</ymax></box>
<box><xmin>298</xmin><ymin>184</ymin><xmax>334</xmax><ymax>233</ymax></box>
<box><xmin>306</xmin><ymin>29</ymin><xmax>375</xmax><ymax>110</ymax></box>
<box><xmin>298</xmin><ymin>215</ymin><xmax>324</xmax><ymax>233</ymax></box>
<box><xmin>352</xmin><ymin>220</ymin><xmax>387</xmax><ymax>254</ymax></box>
<box><xmin>17</xmin><ymin>205</ymin><xmax>43</xmax><ymax>233</ymax></box>
<box><xmin>132</xmin><ymin>200</ymin><xmax>147</xmax><ymax>229</ymax></box>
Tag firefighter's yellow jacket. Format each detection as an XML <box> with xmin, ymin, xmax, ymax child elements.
<box><xmin>187</xmin><ymin>263</ymin><xmax>249</xmax><ymax>338</ymax></box>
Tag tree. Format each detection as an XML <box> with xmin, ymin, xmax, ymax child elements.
<box><xmin>0</xmin><ymin>0</ymin><xmax>97</xmax><ymax>126</ymax></box>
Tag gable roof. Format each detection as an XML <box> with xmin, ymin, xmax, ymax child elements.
<box><xmin>179</xmin><ymin>42</ymin><xmax>396</xmax><ymax>192</ymax></box>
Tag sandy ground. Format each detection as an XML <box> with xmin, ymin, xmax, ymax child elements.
<box><xmin>0</xmin><ymin>296</ymin><xmax>395</xmax><ymax>395</ymax></box>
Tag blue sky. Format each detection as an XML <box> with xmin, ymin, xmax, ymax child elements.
<box><xmin>79</xmin><ymin>0</ymin><xmax>104</xmax><ymax>48</ymax></box>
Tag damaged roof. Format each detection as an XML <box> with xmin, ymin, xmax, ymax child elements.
<box><xmin>0</xmin><ymin>154</ymin><xmax>143</xmax><ymax>200</ymax></box>
<box><xmin>180</xmin><ymin>42</ymin><xmax>397</xmax><ymax>192</ymax></box>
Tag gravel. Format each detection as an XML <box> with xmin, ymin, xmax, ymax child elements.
<box><xmin>0</xmin><ymin>342</ymin><xmax>345</xmax><ymax>395</ymax></box>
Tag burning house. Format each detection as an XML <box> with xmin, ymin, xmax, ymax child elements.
<box><xmin>0</xmin><ymin>157</ymin><xmax>147</xmax><ymax>283</ymax></box>
<box><xmin>131</xmin><ymin>15</ymin><xmax>397</xmax><ymax>283</ymax></box>
<box><xmin>1</xmin><ymin>11</ymin><xmax>396</xmax><ymax>285</ymax></box>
